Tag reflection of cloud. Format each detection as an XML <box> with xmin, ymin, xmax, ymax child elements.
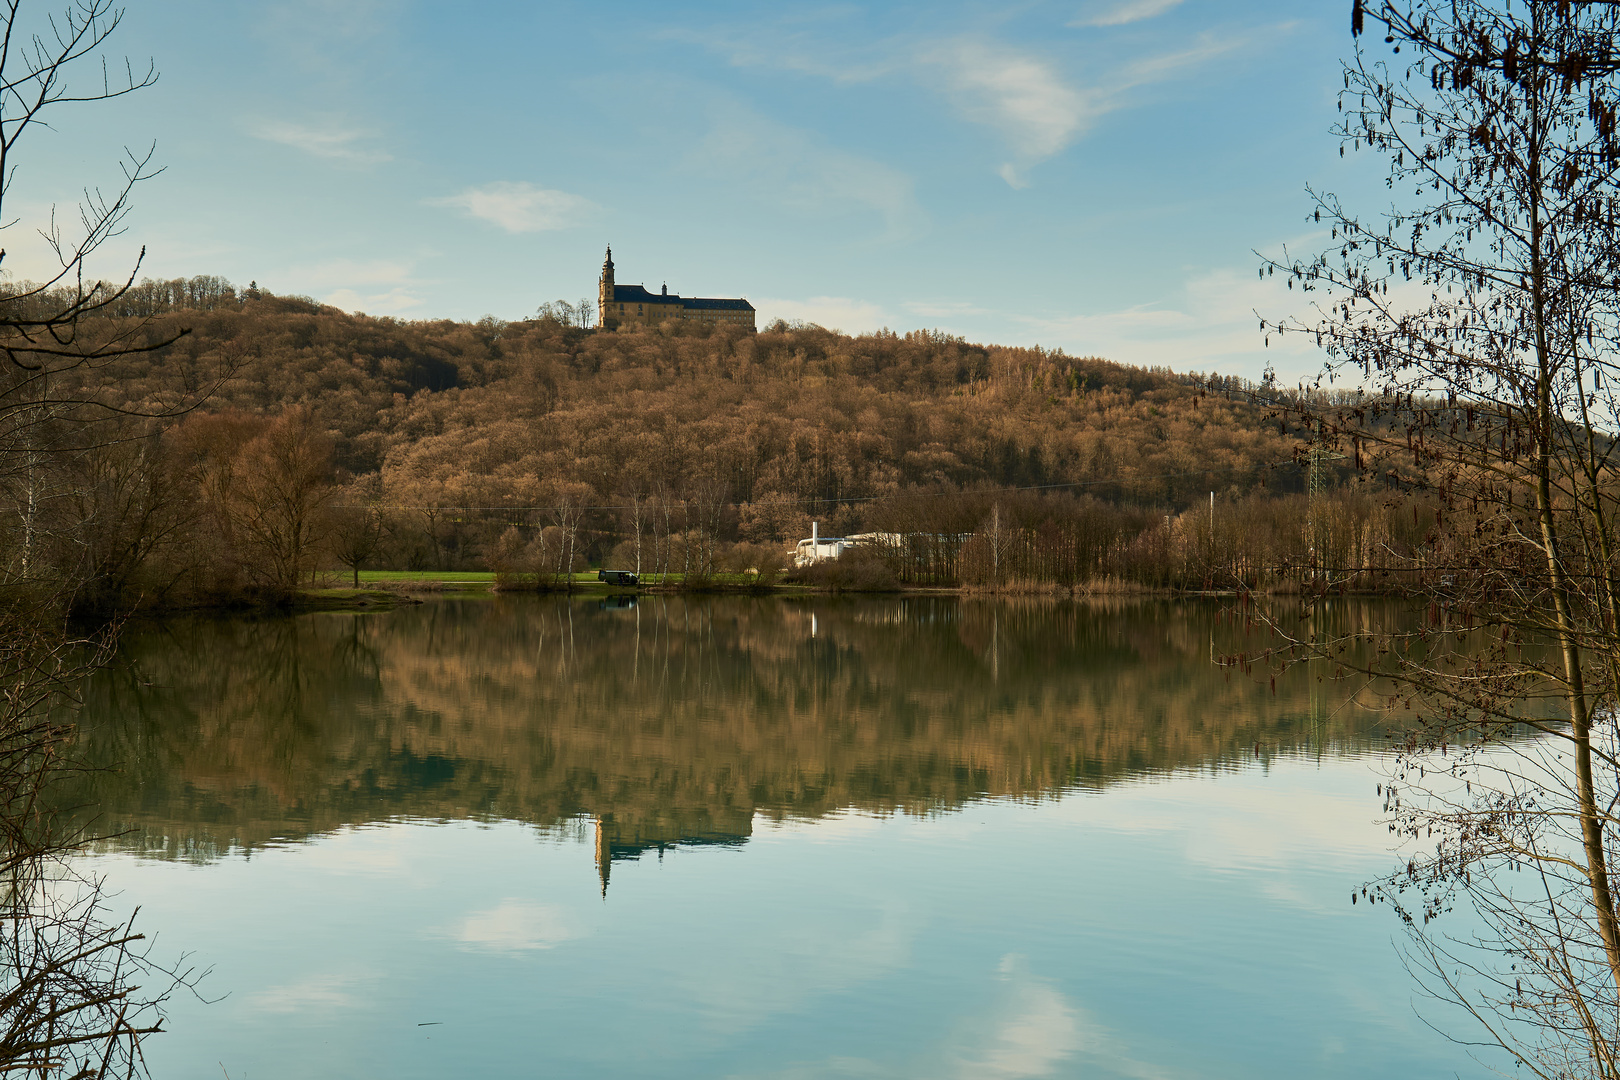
<box><xmin>454</xmin><ymin>899</ymin><xmax>580</xmax><ymax>955</ymax></box>
<box><xmin>755</xmin><ymin>296</ymin><xmax>890</xmax><ymax>334</ymax></box>
<box><xmin>246</xmin><ymin>969</ymin><xmax>373</xmax><ymax>1014</ymax></box>
<box><xmin>292</xmin><ymin>825</ymin><xmax>411</xmax><ymax>874</ymax></box>
<box><xmin>691</xmin><ymin>105</ymin><xmax>924</xmax><ymax>239</ymax></box>
<box><xmin>429</xmin><ymin>182</ymin><xmax>597</xmax><ymax>234</ymax></box>
<box><xmin>680</xmin><ymin>898</ymin><xmax>912</xmax><ymax>1034</ymax></box>
<box><xmin>774</xmin><ymin>808</ymin><xmax>888</xmax><ymax>844</ymax></box>
<box><xmin>728</xmin><ymin>1057</ymin><xmax>891</xmax><ymax>1080</ymax></box>
<box><xmin>248</xmin><ymin>118</ymin><xmax>391</xmax><ymax>165</ymax></box>
<box><xmin>1070</xmin><ymin>762</ymin><xmax>1394</xmax><ymax>914</ymax></box>
<box><xmin>1070</xmin><ymin>0</ymin><xmax>1184</xmax><ymax>27</ymax></box>
<box><xmin>957</xmin><ymin>956</ymin><xmax>1080</xmax><ymax>1079</ymax></box>
<box><xmin>953</xmin><ymin>956</ymin><xmax>1171</xmax><ymax>1080</ymax></box>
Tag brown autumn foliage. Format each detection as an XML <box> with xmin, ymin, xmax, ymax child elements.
<box><xmin>4</xmin><ymin>275</ymin><xmax>1447</xmax><ymax>607</ymax></box>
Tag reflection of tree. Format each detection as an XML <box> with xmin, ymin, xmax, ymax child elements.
<box><xmin>0</xmin><ymin>623</ymin><xmax>201</xmax><ymax>1075</ymax></box>
<box><xmin>0</xmin><ymin>865</ymin><xmax>188</xmax><ymax>1075</ymax></box>
<box><xmin>0</xmin><ymin>0</ymin><xmax>211</xmax><ymax>1070</ymax></box>
<box><xmin>59</xmin><ymin>598</ymin><xmax>1399</xmax><ymax>864</ymax></box>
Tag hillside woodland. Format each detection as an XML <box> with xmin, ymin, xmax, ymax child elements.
<box><xmin>0</xmin><ymin>276</ymin><xmax>1441</xmax><ymax>612</ymax></box>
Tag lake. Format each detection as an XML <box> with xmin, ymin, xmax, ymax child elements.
<box><xmin>57</xmin><ymin>594</ymin><xmax>1486</xmax><ymax>1079</ymax></box>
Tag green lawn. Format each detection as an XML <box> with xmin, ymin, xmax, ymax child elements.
<box><xmin>348</xmin><ymin>570</ymin><xmax>786</xmax><ymax>589</ymax></box>
<box><xmin>357</xmin><ymin>570</ymin><xmax>499</xmax><ymax>583</ymax></box>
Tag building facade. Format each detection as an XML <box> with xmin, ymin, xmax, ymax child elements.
<box><xmin>597</xmin><ymin>247</ymin><xmax>756</xmax><ymax>331</ymax></box>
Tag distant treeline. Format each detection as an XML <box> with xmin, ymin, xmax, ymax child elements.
<box><xmin>0</xmin><ymin>274</ymin><xmax>1436</xmax><ymax>612</ymax></box>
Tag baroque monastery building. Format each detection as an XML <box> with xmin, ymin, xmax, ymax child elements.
<box><xmin>597</xmin><ymin>247</ymin><xmax>755</xmax><ymax>331</ymax></box>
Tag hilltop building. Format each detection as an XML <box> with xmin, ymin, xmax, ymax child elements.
<box><xmin>597</xmin><ymin>247</ymin><xmax>755</xmax><ymax>331</ymax></box>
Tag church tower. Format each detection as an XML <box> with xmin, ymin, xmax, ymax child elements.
<box><xmin>598</xmin><ymin>246</ymin><xmax>615</xmax><ymax>328</ymax></box>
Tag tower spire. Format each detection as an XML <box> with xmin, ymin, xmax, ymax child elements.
<box><xmin>598</xmin><ymin>245</ymin><xmax>616</xmax><ymax>329</ymax></box>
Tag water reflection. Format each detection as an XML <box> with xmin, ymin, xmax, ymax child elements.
<box><xmin>61</xmin><ymin>596</ymin><xmax>1393</xmax><ymax>880</ymax></box>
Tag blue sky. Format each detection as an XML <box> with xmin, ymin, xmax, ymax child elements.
<box><xmin>6</xmin><ymin>0</ymin><xmax>1375</xmax><ymax>382</ymax></box>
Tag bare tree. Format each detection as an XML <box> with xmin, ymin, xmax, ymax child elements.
<box><xmin>620</xmin><ymin>490</ymin><xmax>647</xmax><ymax>577</ymax></box>
<box><xmin>228</xmin><ymin>409</ymin><xmax>335</xmax><ymax>595</ymax></box>
<box><xmin>1255</xmin><ymin>3</ymin><xmax>1620</xmax><ymax>1073</ymax></box>
<box><xmin>549</xmin><ymin>489</ymin><xmax>586</xmax><ymax>590</ymax></box>
<box><xmin>328</xmin><ymin>475</ymin><xmax>386</xmax><ymax>588</ymax></box>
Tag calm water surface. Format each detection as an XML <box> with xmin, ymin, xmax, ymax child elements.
<box><xmin>58</xmin><ymin>596</ymin><xmax>1485</xmax><ymax>1079</ymax></box>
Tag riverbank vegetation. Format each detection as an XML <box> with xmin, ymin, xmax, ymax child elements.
<box><xmin>0</xmin><ymin>0</ymin><xmax>204</xmax><ymax>1073</ymax></box>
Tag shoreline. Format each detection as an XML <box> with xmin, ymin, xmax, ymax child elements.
<box><xmin>89</xmin><ymin>576</ymin><xmax>1419</xmax><ymax>621</ymax></box>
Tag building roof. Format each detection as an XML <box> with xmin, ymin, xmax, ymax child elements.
<box><xmin>612</xmin><ymin>283</ymin><xmax>754</xmax><ymax>311</ymax></box>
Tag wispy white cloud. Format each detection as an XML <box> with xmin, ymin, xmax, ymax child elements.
<box><xmin>1122</xmin><ymin>30</ymin><xmax>1256</xmax><ymax>84</ymax></box>
<box><xmin>324</xmin><ymin>286</ymin><xmax>423</xmax><ymax>315</ymax></box>
<box><xmin>756</xmin><ymin>295</ymin><xmax>891</xmax><ymax>334</ymax></box>
<box><xmin>905</xmin><ymin>299</ymin><xmax>992</xmax><ymax>319</ymax></box>
<box><xmin>662</xmin><ymin>25</ymin><xmax>898</xmax><ymax>85</ymax></box>
<box><xmin>256</xmin><ymin>0</ymin><xmax>402</xmax><ymax>74</ymax></box>
<box><xmin>1015</xmin><ymin>264</ymin><xmax>1321</xmax><ymax>382</ymax></box>
<box><xmin>249</xmin><ymin>118</ymin><xmax>391</xmax><ymax>165</ymax></box>
<box><xmin>1070</xmin><ymin>0</ymin><xmax>1184</xmax><ymax>28</ymax></box>
<box><xmin>298</xmin><ymin>257</ymin><xmax>416</xmax><ymax>288</ymax></box>
<box><xmin>293</xmin><ymin>258</ymin><xmax>425</xmax><ymax>315</ymax></box>
<box><xmin>261</xmin><ymin>0</ymin><xmax>396</xmax><ymax>41</ymax></box>
<box><xmin>920</xmin><ymin>40</ymin><xmax>1098</xmax><ymax>187</ymax></box>
<box><xmin>428</xmin><ymin>182</ymin><xmax>597</xmax><ymax>234</ymax></box>
<box><xmin>678</xmin><ymin>20</ymin><xmax>1256</xmax><ymax>189</ymax></box>
<box><xmin>691</xmin><ymin>106</ymin><xmax>924</xmax><ymax>239</ymax></box>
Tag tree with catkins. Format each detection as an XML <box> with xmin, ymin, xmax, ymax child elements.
<box><xmin>1256</xmin><ymin>2</ymin><xmax>1620</xmax><ymax>1073</ymax></box>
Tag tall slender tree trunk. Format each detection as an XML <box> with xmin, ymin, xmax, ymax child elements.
<box><xmin>1530</xmin><ymin>171</ymin><xmax>1620</xmax><ymax>992</ymax></box>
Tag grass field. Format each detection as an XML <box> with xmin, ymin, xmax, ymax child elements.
<box><xmin>356</xmin><ymin>570</ymin><xmax>499</xmax><ymax>583</ymax></box>
<box><xmin>346</xmin><ymin>570</ymin><xmax>790</xmax><ymax>590</ymax></box>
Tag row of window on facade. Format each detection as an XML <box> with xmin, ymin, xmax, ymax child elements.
<box><xmin>611</xmin><ymin>303</ymin><xmax>746</xmax><ymax>319</ymax></box>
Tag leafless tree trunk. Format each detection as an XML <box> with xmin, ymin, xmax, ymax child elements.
<box><xmin>1251</xmin><ymin>3</ymin><xmax>1620</xmax><ymax>1072</ymax></box>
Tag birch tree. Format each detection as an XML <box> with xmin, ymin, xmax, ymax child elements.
<box><xmin>1258</xmin><ymin>2</ymin><xmax>1620</xmax><ymax>1072</ymax></box>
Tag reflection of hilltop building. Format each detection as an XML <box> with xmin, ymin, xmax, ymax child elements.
<box><xmin>62</xmin><ymin>598</ymin><xmax>1400</xmax><ymax>867</ymax></box>
<box><xmin>592</xmin><ymin>810</ymin><xmax>751</xmax><ymax>896</ymax></box>
<box><xmin>596</xmin><ymin>247</ymin><xmax>755</xmax><ymax>331</ymax></box>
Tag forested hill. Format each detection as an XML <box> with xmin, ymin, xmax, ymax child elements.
<box><xmin>97</xmin><ymin>279</ymin><xmax>1298</xmax><ymax>516</ymax></box>
<box><xmin>20</xmin><ymin>275</ymin><xmax>1419</xmax><ymax>605</ymax></box>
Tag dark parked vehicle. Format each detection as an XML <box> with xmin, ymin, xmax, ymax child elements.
<box><xmin>598</xmin><ymin>569</ymin><xmax>639</xmax><ymax>587</ymax></box>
